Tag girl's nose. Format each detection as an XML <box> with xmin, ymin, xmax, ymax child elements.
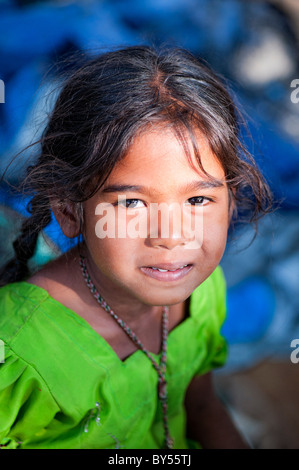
<box><xmin>149</xmin><ymin>235</ymin><xmax>187</xmax><ymax>250</ymax></box>
<box><xmin>147</xmin><ymin>203</ymin><xmax>196</xmax><ymax>250</ymax></box>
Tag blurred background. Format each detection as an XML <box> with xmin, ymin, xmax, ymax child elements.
<box><xmin>0</xmin><ymin>0</ymin><xmax>299</xmax><ymax>449</ymax></box>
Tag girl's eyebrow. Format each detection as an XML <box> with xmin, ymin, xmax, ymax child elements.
<box><xmin>101</xmin><ymin>179</ymin><xmax>224</xmax><ymax>195</ymax></box>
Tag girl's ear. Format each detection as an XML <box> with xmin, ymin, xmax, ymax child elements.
<box><xmin>51</xmin><ymin>201</ymin><xmax>82</xmax><ymax>238</ymax></box>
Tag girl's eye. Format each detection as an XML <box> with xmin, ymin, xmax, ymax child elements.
<box><xmin>119</xmin><ymin>199</ymin><xmax>145</xmax><ymax>209</ymax></box>
<box><xmin>186</xmin><ymin>196</ymin><xmax>212</xmax><ymax>206</ymax></box>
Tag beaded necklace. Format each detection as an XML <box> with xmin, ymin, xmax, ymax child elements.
<box><xmin>79</xmin><ymin>255</ymin><xmax>173</xmax><ymax>449</ymax></box>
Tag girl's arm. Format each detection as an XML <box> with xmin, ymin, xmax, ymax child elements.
<box><xmin>184</xmin><ymin>372</ymin><xmax>250</xmax><ymax>449</ymax></box>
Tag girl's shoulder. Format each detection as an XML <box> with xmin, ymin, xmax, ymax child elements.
<box><xmin>189</xmin><ymin>265</ymin><xmax>226</xmax><ymax>327</ymax></box>
<box><xmin>188</xmin><ymin>265</ymin><xmax>227</xmax><ymax>373</ymax></box>
<box><xmin>0</xmin><ymin>250</ymin><xmax>85</xmax><ymax>345</ymax></box>
<box><xmin>191</xmin><ymin>264</ymin><xmax>226</xmax><ymax>303</ymax></box>
<box><xmin>0</xmin><ymin>281</ymin><xmax>51</xmax><ymax>342</ymax></box>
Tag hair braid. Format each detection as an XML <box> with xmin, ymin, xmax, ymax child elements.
<box><xmin>0</xmin><ymin>195</ymin><xmax>52</xmax><ymax>286</ymax></box>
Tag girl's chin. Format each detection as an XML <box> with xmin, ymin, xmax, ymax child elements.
<box><xmin>128</xmin><ymin>274</ymin><xmax>200</xmax><ymax>306</ymax></box>
<box><xmin>136</xmin><ymin>288</ymin><xmax>193</xmax><ymax>307</ymax></box>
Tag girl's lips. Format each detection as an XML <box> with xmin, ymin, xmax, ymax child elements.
<box><xmin>140</xmin><ymin>264</ymin><xmax>193</xmax><ymax>282</ymax></box>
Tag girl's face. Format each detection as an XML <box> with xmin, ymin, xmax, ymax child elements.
<box><xmin>83</xmin><ymin>126</ymin><xmax>230</xmax><ymax>308</ymax></box>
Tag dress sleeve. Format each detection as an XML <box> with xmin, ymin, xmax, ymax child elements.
<box><xmin>193</xmin><ymin>266</ymin><xmax>228</xmax><ymax>376</ymax></box>
<box><xmin>208</xmin><ymin>265</ymin><xmax>228</xmax><ymax>370</ymax></box>
<box><xmin>0</xmin><ymin>343</ymin><xmax>60</xmax><ymax>449</ymax></box>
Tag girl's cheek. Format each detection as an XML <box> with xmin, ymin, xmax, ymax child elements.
<box><xmin>201</xmin><ymin>210</ymin><xmax>228</xmax><ymax>253</ymax></box>
<box><xmin>203</xmin><ymin>203</ymin><xmax>229</xmax><ymax>233</ymax></box>
<box><xmin>95</xmin><ymin>234</ymin><xmax>139</xmax><ymax>265</ymax></box>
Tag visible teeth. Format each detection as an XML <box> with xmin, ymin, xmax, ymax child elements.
<box><xmin>151</xmin><ymin>265</ymin><xmax>188</xmax><ymax>272</ymax></box>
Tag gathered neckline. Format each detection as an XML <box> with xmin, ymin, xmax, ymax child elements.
<box><xmin>15</xmin><ymin>281</ymin><xmax>193</xmax><ymax>364</ymax></box>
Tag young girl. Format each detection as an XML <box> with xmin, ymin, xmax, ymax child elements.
<box><xmin>0</xmin><ymin>46</ymin><xmax>271</xmax><ymax>449</ymax></box>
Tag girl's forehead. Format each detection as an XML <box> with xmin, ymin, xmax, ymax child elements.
<box><xmin>109</xmin><ymin>127</ymin><xmax>225</xmax><ymax>183</ymax></box>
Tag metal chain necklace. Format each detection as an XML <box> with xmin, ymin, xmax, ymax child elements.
<box><xmin>79</xmin><ymin>255</ymin><xmax>173</xmax><ymax>449</ymax></box>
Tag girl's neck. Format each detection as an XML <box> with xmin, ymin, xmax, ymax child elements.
<box><xmin>27</xmin><ymin>245</ymin><xmax>188</xmax><ymax>359</ymax></box>
<box><xmin>81</xmin><ymin>246</ymin><xmax>162</xmax><ymax>326</ymax></box>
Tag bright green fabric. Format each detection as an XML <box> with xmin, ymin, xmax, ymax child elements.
<box><xmin>0</xmin><ymin>266</ymin><xmax>227</xmax><ymax>449</ymax></box>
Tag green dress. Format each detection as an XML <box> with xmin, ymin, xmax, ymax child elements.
<box><xmin>0</xmin><ymin>266</ymin><xmax>227</xmax><ymax>449</ymax></box>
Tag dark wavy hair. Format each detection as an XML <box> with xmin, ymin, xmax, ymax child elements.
<box><xmin>0</xmin><ymin>45</ymin><xmax>272</xmax><ymax>286</ymax></box>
